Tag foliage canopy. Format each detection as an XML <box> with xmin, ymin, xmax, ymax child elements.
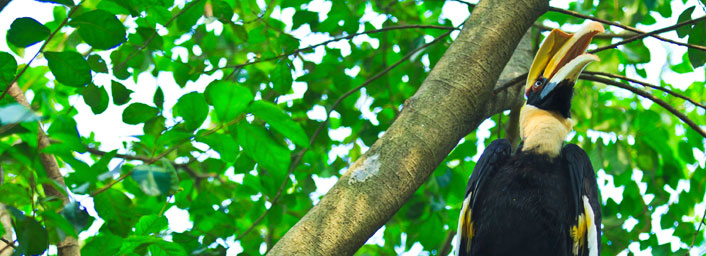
<box><xmin>0</xmin><ymin>0</ymin><xmax>705</xmax><ymax>255</ymax></box>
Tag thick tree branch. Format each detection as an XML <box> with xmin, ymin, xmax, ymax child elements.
<box><xmin>268</xmin><ymin>0</ymin><xmax>544</xmax><ymax>254</ymax></box>
<box><xmin>7</xmin><ymin>83</ymin><xmax>81</xmax><ymax>255</ymax></box>
<box><xmin>235</xmin><ymin>29</ymin><xmax>454</xmax><ymax>241</ymax></box>
<box><xmin>580</xmin><ymin>74</ymin><xmax>706</xmax><ymax>139</ymax></box>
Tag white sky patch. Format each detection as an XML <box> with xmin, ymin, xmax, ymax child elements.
<box><xmin>348</xmin><ymin>153</ymin><xmax>381</xmax><ymax>184</ymax></box>
<box><xmin>365</xmin><ymin>225</ymin><xmax>385</xmax><ymax>246</ymax></box>
<box><xmin>310</xmin><ymin>175</ymin><xmax>338</xmax><ymax>204</ymax></box>
<box><xmin>165</xmin><ymin>206</ymin><xmax>193</xmax><ymax>232</ymax></box>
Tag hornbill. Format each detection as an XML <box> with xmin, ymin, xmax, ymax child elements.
<box><xmin>455</xmin><ymin>21</ymin><xmax>604</xmax><ymax>256</ymax></box>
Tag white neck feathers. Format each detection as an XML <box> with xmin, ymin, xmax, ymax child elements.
<box><xmin>519</xmin><ymin>105</ymin><xmax>573</xmax><ymax>157</ymax></box>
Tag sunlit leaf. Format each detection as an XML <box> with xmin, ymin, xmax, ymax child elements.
<box><xmin>69</xmin><ymin>10</ymin><xmax>126</xmax><ymax>50</ymax></box>
<box><xmin>122</xmin><ymin>103</ymin><xmax>159</xmax><ymax>124</ymax></box>
<box><xmin>237</xmin><ymin>123</ymin><xmax>290</xmax><ymax>175</ymax></box>
<box><xmin>131</xmin><ymin>163</ymin><xmax>178</xmax><ymax>196</ymax></box>
<box><xmin>249</xmin><ymin>101</ymin><xmax>309</xmax><ymax>147</ymax></box>
<box><xmin>204</xmin><ymin>81</ymin><xmax>253</xmax><ymax>122</ymax></box>
<box><xmin>134</xmin><ymin>215</ymin><xmax>168</xmax><ymax>235</ymax></box>
<box><xmin>174</xmin><ymin>92</ymin><xmax>208</xmax><ymax>131</ymax></box>
<box><xmin>45</xmin><ymin>51</ymin><xmax>91</xmax><ymax>87</ymax></box>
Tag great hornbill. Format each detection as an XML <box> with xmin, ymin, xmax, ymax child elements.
<box><xmin>455</xmin><ymin>21</ymin><xmax>604</xmax><ymax>256</ymax></box>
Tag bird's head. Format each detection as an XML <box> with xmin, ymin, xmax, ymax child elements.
<box><xmin>525</xmin><ymin>21</ymin><xmax>604</xmax><ymax>118</ymax></box>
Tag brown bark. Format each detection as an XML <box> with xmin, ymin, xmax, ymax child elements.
<box><xmin>8</xmin><ymin>84</ymin><xmax>80</xmax><ymax>256</ymax></box>
<box><xmin>267</xmin><ymin>0</ymin><xmax>547</xmax><ymax>255</ymax></box>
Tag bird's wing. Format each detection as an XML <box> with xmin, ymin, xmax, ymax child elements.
<box><xmin>456</xmin><ymin>139</ymin><xmax>512</xmax><ymax>256</ymax></box>
<box><xmin>562</xmin><ymin>144</ymin><xmax>601</xmax><ymax>256</ymax></box>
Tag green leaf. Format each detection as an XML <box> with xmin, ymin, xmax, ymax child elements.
<box><xmin>6</xmin><ymin>17</ymin><xmax>50</xmax><ymax>48</ymax></box>
<box><xmin>237</xmin><ymin>123</ymin><xmax>291</xmax><ymax>175</ymax></box>
<box><xmin>676</xmin><ymin>6</ymin><xmax>695</xmax><ymax>38</ymax></box>
<box><xmin>0</xmin><ymin>103</ymin><xmax>41</xmax><ymax>124</ymax></box>
<box><xmin>82</xmin><ymin>83</ymin><xmax>109</xmax><ymax>114</ymax></box>
<box><xmin>70</xmin><ymin>10</ymin><xmax>126</xmax><ymax>50</ymax></box>
<box><xmin>0</xmin><ymin>52</ymin><xmax>17</xmax><ymax>89</ymax></box>
<box><xmin>271</xmin><ymin>60</ymin><xmax>293</xmax><ymax>93</ymax></box>
<box><xmin>687</xmin><ymin>20</ymin><xmax>706</xmax><ymax>68</ymax></box>
<box><xmin>35</xmin><ymin>0</ymin><xmax>74</xmax><ymax>6</ymax></box>
<box><xmin>93</xmin><ymin>189</ymin><xmax>132</xmax><ymax>221</ymax></box>
<box><xmin>61</xmin><ymin>201</ymin><xmax>93</xmax><ymax>233</ymax></box>
<box><xmin>249</xmin><ymin>101</ymin><xmax>309</xmax><ymax>147</ymax></box>
<box><xmin>154</xmin><ymin>86</ymin><xmax>164</xmax><ymax>109</ymax></box>
<box><xmin>45</xmin><ymin>51</ymin><xmax>91</xmax><ymax>87</ymax></box>
<box><xmin>87</xmin><ymin>54</ymin><xmax>109</xmax><ymax>73</ymax></box>
<box><xmin>292</xmin><ymin>10</ymin><xmax>319</xmax><ymax>30</ymax></box>
<box><xmin>122</xmin><ymin>103</ymin><xmax>159</xmax><ymax>124</ymax></box>
<box><xmin>111</xmin><ymin>80</ymin><xmax>133</xmax><ymax>105</ymax></box>
<box><xmin>196</xmin><ymin>132</ymin><xmax>239</xmax><ymax>162</ymax></box>
<box><xmin>134</xmin><ymin>215</ymin><xmax>168</xmax><ymax>235</ymax></box>
<box><xmin>131</xmin><ymin>163</ymin><xmax>178</xmax><ymax>196</ymax></box>
<box><xmin>211</xmin><ymin>0</ymin><xmax>233</xmax><ymax>22</ymax></box>
<box><xmin>134</xmin><ymin>27</ymin><xmax>163</xmax><ymax>50</ymax></box>
<box><xmin>174</xmin><ymin>92</ymin><xmax>208</xmax><ymax>131</ymax></box>
<box><xmin>11</xmin><ymin>212</ymin><xmax>49</xmax><ymax>255</ymax></box>
<box><xmin>176</xmin><ymin>0</ymin><xmax>206</xmax><ymax>31</ymax></box>
<box><xmin>147</xmin><ymin>240</ymin><xmax>187</xmax><ymax>256</ymax></box>
<box><xmin>81</xmin><ymin>233</ymin><xmax>123</xmax><ymax>256</ymax></box>
<box><xmin>204</xmin><ymin>81</ymin><xmax>253</xmax><ymax>122</ymax></box>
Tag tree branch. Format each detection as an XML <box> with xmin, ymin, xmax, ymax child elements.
<box><xmin>205</xmin><ymin>25</ymin><xmax>458</xmax><ymax>73</ymax></box>
<box><xmin>115</xmin><ymin>0</ymin><xmax>204</xmax><ymax>72</ymax></box>
<box><xmin>268</xmin><ymin>0</ymin><xmax>542</xmax><ymax>253</ymax></box>
<box><xmin>688</xmin><ymin>205</ymin><xmax>706</xmax><ymax>255</ymax></box>
<box><xmin>550</xmin><ymin>8</ymin><xmax>706</xmax><ymax>52</ymax></box>
<box><xmin>0</xmin><ymin>1</ymin><xmax>84</xmax><ymax>101</ymax></box>
<box><xmin>235</xmin><ymin>29</ymin><xmax>454</xmax><ymax>241</ymax></box>
<box><xmin>584</xmin><ymin>71</ymin><xmax>706</xmax><ymax>110</ymax></box>
<box><xmin>579</xmin><ymin>74</ymin><xmax>706</xmax><ymax>139</ymax></box>
<box><xmin>589</xmin><ymin>16</ymin><xmax>706</xmax><ymax>53</ymax></box>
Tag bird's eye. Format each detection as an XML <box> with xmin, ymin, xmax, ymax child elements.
<box><xmin>533</xmin><ymin>80</ymin><xmax>542</xmax><ymax>88</ymax></box>
<box><xmin>532</xmin><ymin>77</ymin><xmax>547</xmax><ymax>92</ymax></box>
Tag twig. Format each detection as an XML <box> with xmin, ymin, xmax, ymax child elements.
<box><xmin>439</xmin><ymin>230</ymin><xmax>457</xmax><ymax>256</ymax></box>
<box><xmin>205</xmin><ymin>25</ymin><xmax>458</xmax><ymax>73</ymax></box>
<box><xmin>580</xmin><ymin>74</ymin><xmax>706</xmax><ymax>139</ymax></box>
<box><xmin>114</xmin><ymin>0</ymin><xmax>204</xmax><ymax>72</ymax></box>
<box><xmin>589</xmin><ymin>16</ymin><xmax>706</xmax><ymax>53</ymax></box>
<box><xmin>90</xmin><ymin>117</ymin><xmax>241</xmax><ymax>197</ymax></box>
<box><xmin>0</xmin><ymin>0</ymin><xmax>84</xmax><ymax>101</ymax></box>
<box><xmin>550</xmin><ymin>7</ymin><xmax>706</xmax><ymax>52</ymax></box>
<box><xmin>533</xmin><ymin>23</ymin><xmax>637</xmax><ymax>39</ymax></box>
<box><xmin>0</xmin><ymin>237</ymin><xmax>15</xmax><ymax>249</ymax></box>
<box><xmin>234</xmin><ymin>29</ymin><xmax>454</xmax><ymax>241</ymax></box>
<box><xmin>689</xmin><ymin>207</ymin><xmax>706</xmax><ymax>256</ymax></box>
<box><xmin>493</xmin><ymin>73</ymin><xmax>528</xmax><ymax>94</ymax></box>
<box><xmin>584</xmin><ymin>71</ymin><xmax>706</xmax><ymax>110</ymax></box>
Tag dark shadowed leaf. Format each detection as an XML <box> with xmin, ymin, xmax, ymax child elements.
<box><xmin>249</xmin><ymin>101</ymin><xmax>309</xmax><ymax>147</ymax></box>
<box><xmin>35</xmin><ymin>0</ymin><xmax>74</xmax><ymax>6</ymax></box>
<box><xmin>45</xmin><ymin>51</ymin><xmax>91</xmax><ymax>87</ymax></box>
<box><xmin>70</xmin><ymin>10</ymin><xmax>126</xmax><ymax>50</ymax></box>
<box><xmin>676</xmin><ymin>6</ymin><xmax>695</xmax><ymax>38</ymax></box>
<box><xmin>111</xmin><ymin>80</ymin><xmax>133</xmax><ymax>105</ymax></box>
<box><xmin>122</xmin><ymin>103</ymin><xmax>159</xmax><ymax>124</ymax></box>
<box><xmin>82</xmin><ymin>83</ymin><xmax>109</xmax><ymax>114</ymax></box>
<box><xmin>61</xmin><ymin>201</ymin><xmax>93</xmax><ymax>233</ymax></box>
<box><xmin>204</xmin><ymin>81</ymin><xmax>253</xmax><ymax>122</ymax></box>
<box><xmin>0</xmin><ymin>52</ymin><xmax>17</xmax><ymax>89</ymax></box>
<box><xmin>174</xmin><ymin>92</ymin><xmax>208</xmax><ymax>131</ymax></box>
<box><xmin>7</xmin><ymin>17</ymin><xmax>50</xmax><ymax>48</ymax></box>
<box><xmin>154</xmin><ymin>86</ymin><xmax>164</xmax><ymax>109</ymax></box>
<box><xmin>211</xmin><ymin>0</ymin><xmax>233</xmax><ymax>22</ymax></box>
<box><xmin>87</xmin><ymin>54</ymin><xmax>109</xmax><ymax>73</ymax></box>
<box><xmin>10</xmin><ymin>209</ymin><xmax>49</xmax><ymax>256</ymax></box>
<box><xmin>687</xmin><ymin>20</ymin><xmax>706</xmax><ymax>68</ymax></box>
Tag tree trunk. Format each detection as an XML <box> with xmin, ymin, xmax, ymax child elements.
<box><xmin>267</xmin><ymin>0</ymin><xmax>548</xmax><ymax>255</ymax></box>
